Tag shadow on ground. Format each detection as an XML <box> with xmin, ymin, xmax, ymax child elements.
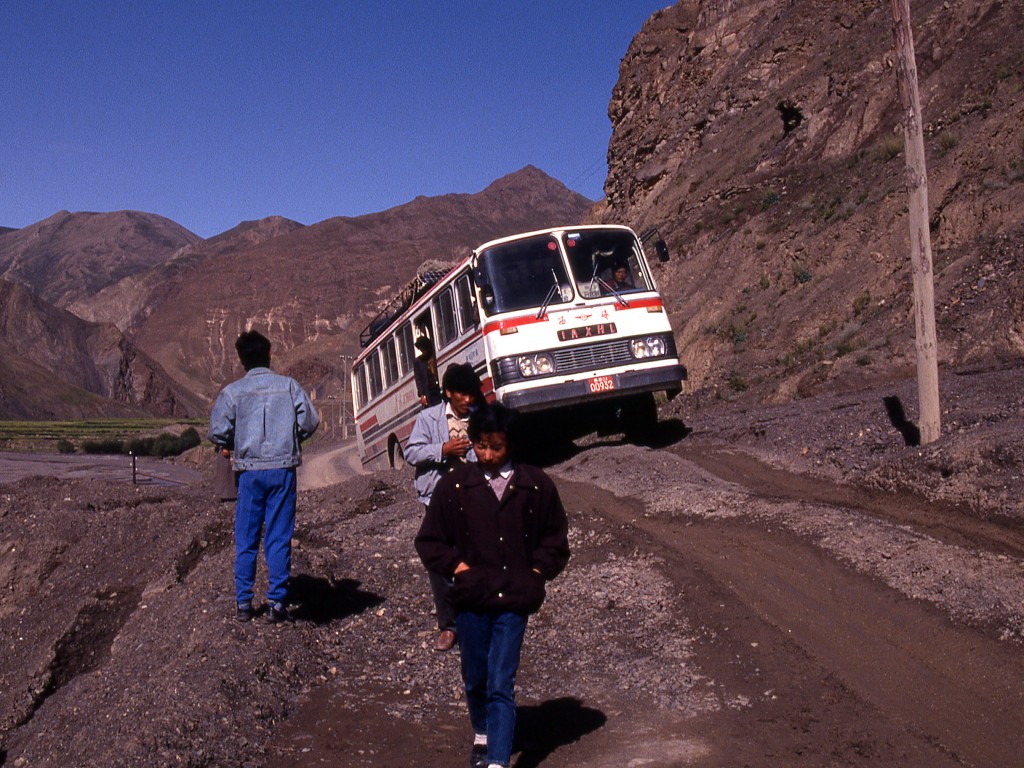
<box><xmin>288</xmin><ymin>575</ymin><xmax>384</xmax><ymax>625</ymax></box>
<box><xmin>513</xmin><ymin>697</ymin><xmax>607</xmax><ymax>768</ymax></box>
<box><xmin>524</xmin><ymin>418</ymin><xmax>692</xmax><ymax>468</ymax></box>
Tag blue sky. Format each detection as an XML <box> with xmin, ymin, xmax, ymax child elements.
<box><xmin>3</xmin><ymin>1</ymin><xmax>669</xmax><ymax>238</ymax></box>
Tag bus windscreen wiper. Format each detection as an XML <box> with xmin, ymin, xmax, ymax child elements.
<box><xmin>536</xmin><ymin>270</ymin><xmax>561</xmax><ymax>319</ymax></box>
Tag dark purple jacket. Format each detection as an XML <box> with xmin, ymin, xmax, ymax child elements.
<box><xmin>415</xmin><ymin>462</ymin><xmax>570</xmax><ymax>615</ymax></box>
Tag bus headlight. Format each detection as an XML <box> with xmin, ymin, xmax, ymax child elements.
<box><xmin>631</xmin><ymin>336</ymin><xmax>668</xmax><ymax>359</ymax></box>
<box><xmin>518</xmin><ymin>353</ymin><xmax>554</xmax><ymax>377</ymax></box>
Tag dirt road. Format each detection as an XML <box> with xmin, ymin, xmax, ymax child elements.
<box><xmin>2</xmin><ymin>368</ymin><xmax>1022</xmax><ymax>767</ymax></box>
<box><xmin>269</xmin><ymin>426</ymin><xmax>1024</xmax><ymax>767</ymax></box>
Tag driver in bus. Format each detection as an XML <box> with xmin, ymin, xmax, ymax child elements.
<box><xmin>405</xmin><ymin>363</ymin><xmax>484</xmax><ymax>652</ymax></box>
<box><xmin>606</xmin><ymin>259</ymin><xmax>635</xmax><ymax>293</ymax></box>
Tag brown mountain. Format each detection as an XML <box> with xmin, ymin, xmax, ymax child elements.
<box><xmin>130</xmin><ymin>166</ymin><xmax>593</xmax><ymax>400</ymax></box>
<box><xmin>69</xmin><ymin>215</ymin><xmax>306</xmax><ymax>333</ymax></box>
<box><xmin>0</xmin><ymin>280</ymin><xmax>204</xmax><ymax>419</ymax></box>
<box><xmin>597</xmin><ymin>0</ymin><xmax>1024</xmax><ymax>405</ymax></box>
<box><xmin>0</xmin><ymin>210</ymin><xmax>200</xmax><ymax>309</ymax></box>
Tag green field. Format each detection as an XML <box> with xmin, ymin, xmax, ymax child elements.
<box><xmin>0</xmin><ymin>419</ymin><xmax>207</xmax><ymax>454</ymax></box>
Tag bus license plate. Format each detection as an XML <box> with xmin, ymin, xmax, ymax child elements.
<box><xmin>588</xmin><ymin>376</ymin><xmax>616</xmax><ymax>394</ymax></box>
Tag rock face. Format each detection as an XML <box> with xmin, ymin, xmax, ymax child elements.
<box><xmin>0</xmin><ymin>280</ymin><xmax>203</xmax><ymax>419</ymax></box>
<box><xmin>0</xmin><ymin>210</ymin><xmax>201</xmax><ymax>309</ymax></box>
<box><xmin>598</xmin><ymin>0</ymin><xmax>1024</xmax><ymax>404</ymax></box>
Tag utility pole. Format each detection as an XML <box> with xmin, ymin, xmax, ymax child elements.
<box><xmin>890</xmin><ymin>0</ymin><xmax>941</xmax><ymax>444</ymax></box>
<box><xmin>339</xmin><ymin>355</ymin><xmax>353</xmax><ymax>439</ymax></box>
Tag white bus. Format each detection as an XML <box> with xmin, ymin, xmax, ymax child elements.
<box><xmin>351</xmin><ymin>224</ymin><xmax>687</xmax><ymax>470</ymax></box>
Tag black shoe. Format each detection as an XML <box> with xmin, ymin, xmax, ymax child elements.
<box><xmin>267</xmin><ymin>601</ymin><xmax>292</xmax><ymax>624</ymax></box>
<box><xmin>470</xmin><ymin>743</ymin><xmax>487</xmax><ymax>768</ymax></box>
<box><xmin>236</xmin><ymin>602</ymin><xmax>254</xmax><ymax>623</ymax></box>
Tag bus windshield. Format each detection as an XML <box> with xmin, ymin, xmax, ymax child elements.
<box><xmin>476</xmin><ymin>233</ymin><xmax>573</xmax><ymax>315</ymax></box>
<box><xmin>563</xmin><ymin>229</ymin><xmax>650</xmax><ymax>300</ymax></box>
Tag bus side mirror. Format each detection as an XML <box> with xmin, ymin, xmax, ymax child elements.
<box><xmin>640</xmin><ymin>227</ymin><xmax>671</xmax><ymax>263</ymax></box>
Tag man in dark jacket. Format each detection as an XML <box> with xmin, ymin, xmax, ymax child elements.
<box><xmin>415</xmin><ymin>403</ymin><xmax>569</xmax><ymax>768</ymax></box>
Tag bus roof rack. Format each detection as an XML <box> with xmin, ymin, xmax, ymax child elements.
<box><xmin>358</xmin><ymin>269</ymin><xmax>451</xmax><ymax>348</ymax></box>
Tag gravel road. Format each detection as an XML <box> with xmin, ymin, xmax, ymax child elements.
<box><xmin>1</xmin><ymin>365</ymin><xmax>1022</xmax><ymax>767</ymax></box>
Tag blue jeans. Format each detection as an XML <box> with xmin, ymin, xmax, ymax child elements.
<box><xmin>234</xmin><ymin>468</ymin><xmax>297</xmax><ymax>606</ymax></box>
<box><xmin>456</xmin><ymin>610</ymin><xmax>529</xmax><ymax>768</ymax></box>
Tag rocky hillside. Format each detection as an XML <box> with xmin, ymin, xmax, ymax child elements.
<box><xmin>597</xmin><ymin>0</ymin><xmax>1024</xmax><ymax>406</ymax></box>
<box><xmin>128</xmin><ymin>166</ymin><xmax>592</xmax><ymax>401</ymax></box>
<box><xmin>0</xmin><ymin>167</ymin><xmax>590</xmax><ymax>416</ymax></box>
<box><xmin>69</xmin><ymin>216</ymin><xmax>306</xmax><ymax>334</ymax></box>
<box><xmin>0</xmin><ymin>280</ymin><xmax>204</xmax><ymax>419</ymax></box>
<box><xmin>0</xmin><ymin>210</ymin><xmax>200</xmax><ymax>309</ymax></box>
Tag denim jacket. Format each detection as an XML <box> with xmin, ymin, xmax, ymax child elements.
<box><xmin>405</xmin><ymin>402</ymin><xmax>476</xmax><ymax>505</ymax></box>
<box><xmin>208</xmin><ymin>367</ymin><xmax>319</xmax><ymax>471</ymax></box>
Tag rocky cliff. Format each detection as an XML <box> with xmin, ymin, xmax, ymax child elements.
<box><xmin>598</xmin><ymin>0</ymin><xmax>1024</xmax><ymax>405</ymax></box>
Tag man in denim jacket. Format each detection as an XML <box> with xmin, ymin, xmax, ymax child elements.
<box><xmin>209</xmin><ymin>330</ymin><xmax>319</xmax><ymax>623</ymax></box>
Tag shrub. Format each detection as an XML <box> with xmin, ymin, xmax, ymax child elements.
<box><xmin>180</xmin><ymin>427</ymin><xmax>201</xmax><ymax>450</ymax></box>
<box><xmin>937</xmin><ymin>131</ymin><xmax>960</xmax><ymax>156</ymax></box>
<box><xmin>81</xmin><ymin>438</ymin><xmax>125</xmax><ymax>455</ymax></box>
<box><xmin>56</xmin><ymin>439</ymin><xmax>76</xmax><ymax>454</ymax></box>
<box><xmin>874</xmin><ymin>136</ymin><xmax>904</xmax><ymax>162</ymax></box>
<box><xmin>727</xmin><ymin>372</ymin><xmax>748</xmax><ymax>392</ymax></box>
<box><xmin>852</xmin><ymin>293</ymin><xmax>871</xmax><ymax>316</ymax></box>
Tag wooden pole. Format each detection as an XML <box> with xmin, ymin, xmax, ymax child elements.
<box><xmin>890</xmin><ymin>0</ymin><xmax>941</xmax><ymax>444</ymax></box>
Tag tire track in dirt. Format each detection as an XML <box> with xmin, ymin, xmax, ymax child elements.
<box><xmin>555</xmin><ymin>454</ymin><xmax>1024</xmax><ymax>767</ymax></box>
<box><xmin>673</xmin><ymin>443</ymin><xmax>1024</xmax><ymax>558</ymax></box>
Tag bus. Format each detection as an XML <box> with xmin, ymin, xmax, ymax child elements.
<box><xmin>351</xmin><ymin>224</ymin><xmax>687</xmax><ymax>470</ymax></box>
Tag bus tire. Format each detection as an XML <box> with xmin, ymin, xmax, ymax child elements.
<box><xmin>389</xmin><ymin>438</ymin><xmax>406</xmax><ymax>469</ymax></box>
<box><xmin>623</xmin><ymin>393</ymin><xmax>659</xmax><ymax>444</ymax></box>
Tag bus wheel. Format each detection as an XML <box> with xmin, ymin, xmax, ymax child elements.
<box><xmin>389</xmin><ymin>438</ymin><xmax>406</xmax><ymax>469</ymax></box>
<box><xmin>623</xmin><ymin>393</ymin><xmax>658</xmax><ymax>444</ymax></box>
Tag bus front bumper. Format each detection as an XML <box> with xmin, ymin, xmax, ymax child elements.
<box><xmin>499</xmin><ymin>363</ymin><xmax>687</xmax><ymax>412</ymax></box>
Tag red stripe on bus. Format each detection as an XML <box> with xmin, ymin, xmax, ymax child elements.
<box><xmin>614</xmin><ymin>297</ymin><xmax>664</xmax><ymax>312</ymax></box>
<box><xmin>482</xmin><ymin>298</ymin><xmax>664</xmax><ymax>336</ymax></box>
<box><xmin>483</xmin><ymin>315</ymin><xmax>549</xmax><ymax>336</ymax></box>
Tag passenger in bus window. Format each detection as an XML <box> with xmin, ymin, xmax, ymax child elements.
<box><xmin>405</xmin><ymin>363</ymin><xmax>484</xmax><ymax>651</ymax></box>
<box><xmin>415</xmin><ymin>402</ymin><xmax>570</xmax><ymax>768</ymax></box>
<box><xmin>605</xmin><ymin>259</ymin><xmax>635</xmax><ymax>293</ymax></box>
<box><xmin>413</xmin><ymin>336</ymin><xmax>442</xmax><ymax>407</ymax></box>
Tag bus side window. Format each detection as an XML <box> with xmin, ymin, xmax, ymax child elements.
<box><xmin>397</xmin><ymin>323</ymin><xmax>415</xmax><ymax>374</ymax></box>
<box><xmin>367</xmin><ymin>352</ymin><xmax>383</xmax><ymax>399</ymax></box>
<box><xmin>353</xmin><ymin>363</ymin><xmax>368</xmax><ymax>408</ymax></box>
<box><xmin>382</xmin><ymin>336</ymin><xmax>399</xmax><ymax>387</ymax></box>
<box><xmin>455</xmin><ymin>275</ymin><xmax>477</xmax><ymax>334</ymax></box>
<box><xmin>436</xmin><ymin>289</ymin><xmax>458</xmax><ymax>348</ymax></box>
